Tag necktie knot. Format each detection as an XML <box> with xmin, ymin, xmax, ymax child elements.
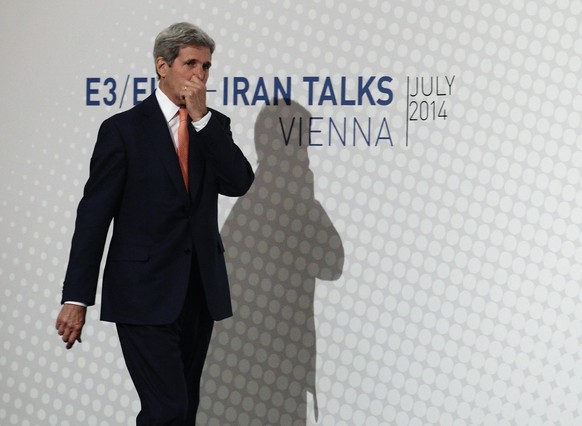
<box><xmin>179</xmin><ymin>108</ymin><xmax>189</xmax><ymax>122</ymax></box>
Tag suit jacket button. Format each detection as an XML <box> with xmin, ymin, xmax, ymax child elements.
<box><xmin>184</xmin><ymin>248</ymin><xmax>192</xmax><ymax>255</ymax></box>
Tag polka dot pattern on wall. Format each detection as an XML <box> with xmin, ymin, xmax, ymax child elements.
<box><xmin>1</xmin><ymin>0</ymin><xmax>581</xmax><ymax>425</ymax></box>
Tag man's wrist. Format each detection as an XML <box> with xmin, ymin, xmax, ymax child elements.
<box><xmin>191</xmin><ymin>110</ymin><xmax>212</xmax><ymax>131</ymax></box>
<box><xmin>64</xmin><ymin>301</ymin><xmax>88</xmax><ymax>308</ymax></box>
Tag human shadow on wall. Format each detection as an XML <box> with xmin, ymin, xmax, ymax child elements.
<box><xmin>198</xmin><ymin>101</ymin><xmax>344</xmax><ymax>426</ymax></box>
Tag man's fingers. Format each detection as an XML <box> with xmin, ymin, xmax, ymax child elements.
<box><xmin>184</xmin><ymin>80</ymin><xmax>206</xmax><ymax>94</ymax></box>
<box><xmin>63</xmin><ymin>329</ymin><xmax>82</xmax><ymax>349</ymax></box>
<box><xmin>61</xmin><ymin>328</ymin><xmax>73</xmax><ymax>342</ymax></box>
<box><xmin>65</xmin><ymin>331</ymin><xmax>80</xmax><ymax>349</ymax></box>
<box><xmin>189</xmin><ymin>74</ymin><xmax>205</xmax><ymax>84</ymax></box>
<box><xmin>56</xmin><ymin>304</ymin><xmax>87</xmax><ymax>349</ymax></box>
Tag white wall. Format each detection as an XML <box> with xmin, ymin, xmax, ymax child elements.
<box><xmin>1</xmin><ymin>1</ymin><xmax>580</xmax><ymax>425</ymax></box>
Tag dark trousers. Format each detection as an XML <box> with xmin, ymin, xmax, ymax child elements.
<box><xmin>117</xmin><ymin>258</ymin><xmax>214</xmax><ymax>425</ymax></box>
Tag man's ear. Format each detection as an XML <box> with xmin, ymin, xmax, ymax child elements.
<box><xmin>156</xmin><ymin>57</ymin><xmax>168</xmax><ymax>78</ymax></box>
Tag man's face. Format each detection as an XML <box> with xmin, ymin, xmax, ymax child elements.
<box><xmin>157</xmin><ymin>45</ymin><xmax>212</xmax><ymax>106</ymax></box>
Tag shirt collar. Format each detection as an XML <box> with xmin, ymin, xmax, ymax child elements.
<box><xmin>155</xmin><ymin>88</ymin><xmax>180</xmax><ymax>123</ymax></box>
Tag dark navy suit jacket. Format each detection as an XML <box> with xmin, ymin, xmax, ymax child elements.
<box><xmin>61</xmin><ymin>94</ymin><xmax>254</xmax><ymax>324</ymax></box>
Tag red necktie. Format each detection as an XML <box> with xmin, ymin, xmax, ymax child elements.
<box><xmin>177</xmin><ymin>108</ymin><xmax>189</xmax><ymax>191</ymax></box>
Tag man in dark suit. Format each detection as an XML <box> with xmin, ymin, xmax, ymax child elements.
<box><xmin>55</xmin><ymin>22</ymin><xmax>254</xmax><ymax>424</ymax></box>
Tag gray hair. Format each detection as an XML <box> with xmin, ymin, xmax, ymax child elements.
<box><xmin>153</xmin><ymin>22</ymin><xmax>215</xmax><ymax>77</ymax></box>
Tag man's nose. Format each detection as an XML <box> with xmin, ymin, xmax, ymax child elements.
<box><xmin>194</xmin><ymin>65</ymin><xmax>205</xmax><ymax>80</ymax></box>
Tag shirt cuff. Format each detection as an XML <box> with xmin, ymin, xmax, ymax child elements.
<box><xmin>64</xmin><ymin>301</ymin><xmax>88</xmax><ymax>308</ymax></box>
<box><xmin>191</xmin><ymin>111</ymin><xmax>212</xmax><ymax>132</ymax></box>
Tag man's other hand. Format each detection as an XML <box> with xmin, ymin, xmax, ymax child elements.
<box><xmin>56</xmin><ymin>304</ymin><xmax>87</xmax><ymax>349</ymax></box>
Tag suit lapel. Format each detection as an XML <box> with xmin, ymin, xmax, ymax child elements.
<box><xmin>187</xmin><ymin>124</ymin><xmax>206</xmax><ymax>199</ymax></box>
<box><xmin>139</xmin><ymin>95</ymin><xmax>189</xmax><ymax>199</ymax></box>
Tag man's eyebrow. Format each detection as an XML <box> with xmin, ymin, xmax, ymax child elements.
<box><xmin>184</xmin><ymin>58</ymin><xmax>212</xmax><ymax>67</ymax></box>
